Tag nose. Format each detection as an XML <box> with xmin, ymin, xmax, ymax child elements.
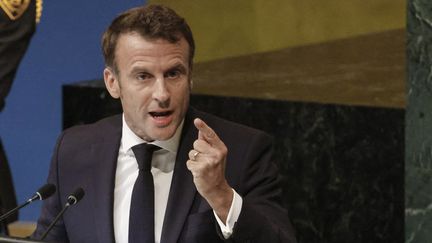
<box><xmin>152</xmin><ymin>78</ymin><xmax>170</xmax><ymax>107</ymax></box>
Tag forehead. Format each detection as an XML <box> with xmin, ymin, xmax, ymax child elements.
<box><xmin>114</xmin><ymin>32</ymin><xmax>190</xmax><ymax>69</ymax></box>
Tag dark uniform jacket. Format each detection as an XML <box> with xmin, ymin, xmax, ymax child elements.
<box><xmin>0</xmin><ymin>0</ymin><xmax>39</xmax><ymax>225</ymax></box>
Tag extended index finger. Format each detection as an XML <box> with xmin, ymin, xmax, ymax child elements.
<box><xmin>194</xmin><ymin>118</ymin><xmax>221</xmax><ymax>146</ymax></box>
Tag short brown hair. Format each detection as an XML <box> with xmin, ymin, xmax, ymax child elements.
<box><xmin>101</xmin><ymin>4</ymin><xmax>195</xmax><ymax>72</ymax></box>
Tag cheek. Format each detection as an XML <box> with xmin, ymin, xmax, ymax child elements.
<box><xmin>176</xmin><ymin>87</ymin><xmax>190</xmax><ymax>109</ymax></box>
<box><xmin>176</xmin><ymin>82</ymin><xmax>191</xmax><ymax>99</ymax></box>
<box><xmin>121</xmin><ymin>91</ymin><xmax>150</xmax><ymax>112</ymax></box>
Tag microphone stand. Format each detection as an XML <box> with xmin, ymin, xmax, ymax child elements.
<box><xmin>39</xmin><ymin>202</ymin><xmax>70</xmax><ymax>241</ymax></box>
<box><xmin>39</xmin><ymin>187</ymin><xmax>84</xmax><ymax>241</ymax></box>
<box><xmin>0</xmin><ymin>201</ymin><xmax>32</xmax><ymax>223</ymax></box>
<box><xmin>0</xmin><ymin>184</ymin><xmax>56</xmax><ymax>226</ymax></box>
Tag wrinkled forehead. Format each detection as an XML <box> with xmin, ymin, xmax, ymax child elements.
<box><xmin>113</xmin><ymin>31</ymin><xmax>192</xmax><ymax>68</ymax></box>
<box><xmin>113</xmin><ymin>32</ymin><xmax>191</xmax><ymax>72</ymax></box>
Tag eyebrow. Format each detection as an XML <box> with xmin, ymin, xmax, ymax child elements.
<box><xmin>166</xmin><ymin>63</ymin><xmax>188</xmax><ymax>74</ymax></box>
<box><xmin>130</xmin><ymin>66</ymin><xmax>151</xmax><ymax>76</ymax></box>
<box><xmin>129</xmin><ymin>62</ymin><xmax>188</xmax><ymax>75</ymax></box>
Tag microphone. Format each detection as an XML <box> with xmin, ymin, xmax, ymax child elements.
<box><xmin>39</xmin><ymin>187</ymin><xmax>85</xmax><ymax>241</ymax></box>
<box><xmin>66</xmin><ymin>187</ymin><xmax>85</xmax><ymax>206</ymax></box>
<box><xmin>29</xmin><ymin>183</ymin><xmax>57</xmax><ymax>202</ymax></box>
<box><xmin>0</xmin><ymin>184</ymin><xmax>56</xmax><ymax>222</ymax></box>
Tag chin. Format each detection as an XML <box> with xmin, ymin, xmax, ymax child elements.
<box><xmin>150</xmin><ymin>127</ymin><xmax>177</xmax><ymax>141</ymax></box>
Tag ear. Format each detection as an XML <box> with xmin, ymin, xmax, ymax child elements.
<box><xmin>104</xmin><ymin>67</ymin><xmax>120</xmax><ymax>99</ymax></box>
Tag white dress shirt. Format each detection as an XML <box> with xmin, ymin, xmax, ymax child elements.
<box><xmin>114</xmin><ymin>115</ymin><xmax>242</xmax><ymax>243</ymax></box>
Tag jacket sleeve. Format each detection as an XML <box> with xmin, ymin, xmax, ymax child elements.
<box><xmin>225</xmin><ymin>132</ymin><xmax>297</xmax><ymax>243</ymax></box>
<box><xmin>31</xmin><ymin>131</ymin><xmax>70</xmax><ymax>242</ymax></box>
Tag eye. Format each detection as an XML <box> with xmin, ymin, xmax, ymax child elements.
<box><xmin>165</xmin><ymin>69</ymin><xmax>181</xmax><ymax>79</ymax></box>
<box><xmin>136</xmin><ymin>72</ymin><xmax>152</xmax><ymax>81</ymax></box>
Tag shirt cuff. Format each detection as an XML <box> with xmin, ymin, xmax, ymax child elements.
<box><xmin>213</xmin><ymin>189</ymin><xmax>243</xmax><ymax>239</ymax></box>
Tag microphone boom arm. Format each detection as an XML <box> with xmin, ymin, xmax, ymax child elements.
<box><xmin>39</xmin><ymin>204</ymin><xmax>70</xmax><ymax>241</ymax></box>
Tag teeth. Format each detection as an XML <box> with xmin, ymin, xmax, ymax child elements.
<box><xmin>150</xmin><ymin>111</ymin><xmax>170</xmax><ymax>117</ymax></box>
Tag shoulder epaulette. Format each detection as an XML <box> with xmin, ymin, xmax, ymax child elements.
<box><xmin>0</xmin><ymin>0</ymin><xmax>31</xmax><ymax>21</ymax></box>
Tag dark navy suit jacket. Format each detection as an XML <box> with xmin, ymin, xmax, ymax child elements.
<box><xmin>32</xmin><ymin>108</ymin><xmax>296</xmax><ymax>243</ymax></box>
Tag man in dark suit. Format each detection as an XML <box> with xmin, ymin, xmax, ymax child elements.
<box><xmin>0</xmin><ymin>0</ymin><xmax>41</xmax><ymax>234</ymax></box>
<box><xmin>33</xmin><ymin>4</ymin><xmax>296</xmax><ymax>243</ymax></box>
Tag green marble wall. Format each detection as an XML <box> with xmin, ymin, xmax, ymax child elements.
<box><xmin>406</xmin><ymin>0</ymin><xmax>432</xmax><ymax>242</ymax></box>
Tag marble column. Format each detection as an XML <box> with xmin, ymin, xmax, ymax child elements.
<box><xmin>406</xmin><ymin>0</ymin><xmax>432</xmax><ymax>242</ymax></box>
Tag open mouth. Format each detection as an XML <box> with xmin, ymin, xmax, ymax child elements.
<box><xmin>149</xmin><ymin>110</ymin><xmax>173</xmax><ymax>118</ymax></box>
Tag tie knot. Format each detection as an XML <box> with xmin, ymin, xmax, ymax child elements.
<box><xmin>131</xmin><ymin>143</ymin><xmax>160</xmax><ymax>171</ymax></box>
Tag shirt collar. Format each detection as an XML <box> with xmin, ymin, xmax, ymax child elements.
<box><xmin>121</xmin><ymin>114</ymin><xmax>184</xmax><ymax>154</ymax></box>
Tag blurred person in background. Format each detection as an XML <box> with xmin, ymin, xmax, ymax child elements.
<box><xmin>0</xmin><ymin>0</ymin><xmax>42</xmax><ymax>235</ymax></box>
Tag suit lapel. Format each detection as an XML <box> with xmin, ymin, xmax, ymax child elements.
<box><xmin>89</xmin><ymin>116</ymin><xmax>122</xmax><ymax>243</ymax></box>
<box><xmin>84</xmin><ymin>112</ymin><xmax>199</xmax><ymax>243</ymax></box>
<box><xmin>160</xmin><ymin>109</ymin><xmax>198</xmax><ymax>243</ymax></box>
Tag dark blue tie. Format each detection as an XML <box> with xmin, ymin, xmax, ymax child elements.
<box><xmin>129</xmin><ymin>143</ymin><xmax>160</xmax><ymax>243</ymax></box>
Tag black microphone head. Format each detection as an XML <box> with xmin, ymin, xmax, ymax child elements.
<box><xmin>35</xmin><ymin>184</ymin><xmax>56</xmax><ymax>201</ymax></box>
<box><xmin>67</xmin><ymin>187</ymin><xmax>85</xmax><ymax>206</ymax></box>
